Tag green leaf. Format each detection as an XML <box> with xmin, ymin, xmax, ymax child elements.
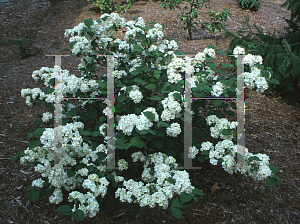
<box><xmin>28</xmin><ymin>190</ymin><xmax>39</xmax><ymax>202</ymax></box>
<box><xmin>154</xmin><ymin>69</ymin><xmax>162</xmax><ymax>75</ymax></box>
<box><xmin>34</xmin><ymin>119</ymin><xmax>42</xmax><ymax>127</ymax></box>
<box><xmin>28</xmin><ymin>140</ymin><xmax>40</xmax><ymax>150</ymax></box>
<box><xmin>149</xmin><ymin>95</ymin><xmax>161</xmax><ymax>101</ymax></box>
<box><xmin>27</xmin><ymin>133</ymin><xmax>34</xmax><ymax>140</ymax></box>
<box><xmin>180</xmin><ymin>192</ymin><xmax>193</xmax><ymax>204</ymax></box>
<box><xmin>200</xmin><ymin>150</ymin><xmax>209</xmax><ymax>156</ymax></box>
<box><xmin>172</xmin><ymin>198</ymin><xmax>185</xmax><ymax>208</ymax></box>
<box><xmin>167</xmin><ymin>140</ymin><xmax>175</xmax><ymax>148</ymax></box>
<box><xmin>133</xmin><ymin>78</ymin><xmax>145</xmax><ymax>85</ymax></box>
<box><xmin>130</xmin><ymin>136</ymin><xmax>146</xmax><ymax>148</ymax></box>
<box><xmin>26</xmin><ymin>185</ymin><xmax>35</xmax><ymax>191</ymax></box>
<box><xmin>143</xmin><ymin>111</ymin><xmax>155</xmax><ymax>121</ymax></box>
<box><xmin>66</xmin><ymin>108</ymin><xmax>78</xmax><ymax>116</ymax></box>
<box><xmin>270</xmin><ymin>79</ymin><xmax>279</xmax><ymax>85</ymax></box>
<box><xmin>206</xmin><ymin>62</ymin><xmax>216</xmax><ymax>71</ymax></box>
<box><xmin>221</xmin><ymin>129</ymin><xmax>232</xmax><ymax>136</ymax></box>
<box><xmin>84</xmin><ymin>19</ymin><xmax>94</xmax><ymax>28</ymax></box>
<box><xmin>78</xmin><ymin>128</ymin><xmax>91</xmax><ymax>136</ymax></box>
<box><xmin>216</xmin><ymin>51</ymin><xmax>228</xmax><ymax>56</ymax></box>
<box><xmin>34</xmin><ymin>128</ymin><xmax>45</xmax><ymax>138</ymax></box>
<box><xmin>92</xmin><ymin>131</ymin><xmax>101</xmax><ymax>137</ymax></box>
<box><xmin>273</xmin><ymin>175</ymin><xmax>281</xmax><ymax>182</ymax></box>
<box><xmin>192</xmin><ymin>188</ymin><xmax>205</xmax><ymax>196</ymax></box>
<box><xmin>69</xmin><ymin>41</ymin><xmax>78</xmax><ymax>49</ymax></box>
<box><xmin>17</xmin><ymin>149</ymin><xmax>25</xmax><ymax>157</ymax></box>
<box><xmin>248</xmin><ymin>156</ymin><xmax>262</xmax><ymax>163</ymax></box>
<box><xmin>220</xmin><ymin>62</ymin><xmax>227</xmax><ymax>68</ymax></box>
<box><xmin>139</xmin><ymin>206</ymin><xmax>147</xmax><ymax>215</ymax></box>
<box><xmin>147</xmin><ymin>129</ymin><xmax>156</xmax><ymax>135</ymax></box>
<box><xmin>145</xmin><ymin>83</ymin><xmax>156</xmax><ymax>90</ymax></box>
<box><xmin>58</xmin><ymin>47</ymin><xmax>70</xmax><ymax>53</ymax></box>
<box><xmin>36</xmin><ymin>100</ymin><xmax>41</xmax><ymax>107</ymax></box>
<box><xmin>172</xmin><ymin>92</ymin><xmax>182</xmax><ymax>101</ymax></box>
<box><xmin>141</xmin><ymin>40</ymin><xmax>149</xmax><ymax>47</ymax></box>
<box><xmin>88</xmin><ymin>107</ymin><xmax>97</xmax><ymax>119</ymax></box>
<box><xmin>211</xmin><ymin>100</ymin><xmax>223</xmax><ymax>107</ymax></box>
<box><xmin>152</xmin><ymin>139</ymin><xmax>162</xmax><ymax>149</ymax></box>
<box><xmin>170</xmin><ymin>207</ymin><xmax>182</xmax><ymax>219</ymax></box>
<box><xmin>67</xmin><ymin>170</ymin><xmax>76</xmax><ymax>177</ymax></box>
<box><xmin>267</xmin><ymin>176</ymin><xmax>276</xmax><ymax>188</ymax></box>
<box><xmin>207</xmin><ymin>45</ymin><xmax>217</xmax><ymax>51</ymax></box>
<box><xmin>154</xmin><ymin>73</ymin><xmax>160</xmax><ymax>79</ymax></box>
<box><xmin>9</xmin><ymin>155</ymin><xmax>19</xmax><ymax>160</ymax></box>
<box><xmin>216</xmin><ymin>69</ymin><xmax>226</xmax><ymax>75</ymax></box>
<box><xmin>166</xmin><ymin>149</ymin><xmax>176</xmax><ymax>157</ymax></box>
<box><xmin>56</xmin><ymin>205</ymin><xmax>71</xmax><ymax>215</ymax></box>
<box><xmin>157</xmin><ymin>121</ymin><xmax>169</xmax><ymax>128</ymax></box>
<box><xmin>268</xmin><ymin>164</ymin><xmax>279</xmax><ymax>174</ymax></box>
<box><xmin>44</xmin><ymin>87</ymin><xmax>54</xmax><ymax>94</ymax></box>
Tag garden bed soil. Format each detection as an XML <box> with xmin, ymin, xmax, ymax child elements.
<box><xmin>0</xmin><ymin>0</ymin><xmax>300</xmax><ymax>223</ymax></box>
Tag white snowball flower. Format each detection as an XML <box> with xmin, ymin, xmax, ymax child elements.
<box><xmin>166</xmin><ymin>122</ymin><xmax>181</xmax><ymax>137</ymax></box>
<box><xmin>32</xmin><ymin>178</ymin><xmax>45</xmax><ymax>188</ymax></box>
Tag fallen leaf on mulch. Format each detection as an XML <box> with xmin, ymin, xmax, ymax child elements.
<box><xmin>211</xmin><ymin>182</ymin><xmax>220</xmax><ymax>194</ymax></box>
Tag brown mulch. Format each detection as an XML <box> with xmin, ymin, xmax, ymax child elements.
<box><xmin>0</xmin><ymin>0</ymin><xmax>300</xmax><ymax>223</ymax></box>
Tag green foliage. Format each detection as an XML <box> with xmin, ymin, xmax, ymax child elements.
<box><xmin>281</xmin><ymin>0</ymin><xmax>300</xmax><ymax>52</ymax></box>
<box><xmin>11</xmin><ymin>35</ymin><xmax>32</xmax><ymax>59</ymax></box>
<box><xmin>237</xmin><ymin>0</ymin><xmax>261</xmax><ymax>11</ymax></box>
<box><xmin>200</xmin><ymin>8</ymin><xmax>231</xmax><ymax>37</ymax></box>
<box><xmin>158</xmin><ymin>0</ymin><xmax>211</xmax><ymax>40</ymax></box>
<box><xmin>87</xmin><ymin>0</ymin><xmax>134</xmax><ymax>14</ymax></box>
<box><xmin>224</xmin><ymin>14</ymin><xmax>300</xmax><ymax>106</ymax></box>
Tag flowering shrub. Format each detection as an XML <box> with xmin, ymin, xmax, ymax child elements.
<box><xmin>10</xmin><ymin>13</ymin><xmax>281</xmax><ymax>221</ymax></box>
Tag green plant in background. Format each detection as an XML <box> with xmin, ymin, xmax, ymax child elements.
<box><xmin>200</xmin><ymin>8</ymin><xmax>231</xmax><ymax>38</ymax></box>
<box><xmin>11</xmin><ymin>35</ymin><xmax>32</xmax><ymax>59</ymax></box>
<box><xmin>238</xmin><ymin>0</ymin><xmax>261</xmax><ymax>11</ymax></box>
<box><xmin>87</xmin><ymin>0</ymin><xmax>135</xmax><ymax>14</ymax></box>
<box><xmin>157</xmin><ymin>0</ymin><xmax>211</xmax><ymax>40</ymax></box>
<box><xmin>281</xmin><ymin>0</ymin><xmax>300</xmax><ymax>48</ymax></box>
<box><xmin>223</xmin><ymin>14</ymin><xmax>300</xmax><ymax>106</ymax></box>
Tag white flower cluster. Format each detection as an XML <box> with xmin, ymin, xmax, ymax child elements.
<box><xmin>166</xmin><ymin>122</ymin><xmax>181</xmax><ymax>137</ymax></box>
<box><xmin>116</xmin><ymin>107</ymin><xmax>159</xmax><ymax>136</ymax></box>
<box><xmin>111</xmin><ymin>171</ymin><xmax>125</xmax><ymax>182</ymax></box>
<box><xmin>160</xmin><ymin>91</ymin><xmax>184</xmax><ymax>122</ymax></box>
<box><xmin>117</xmin><ymin>159</ymin><xmax>129</xmax><ymax>170</ymax></box>
<box><xmin>188</xmin><ymin>115</ymin><xmax>274</xmax><ymax>180</ymax></box>
<box><xmin>42</xmin><ymin>112</ymin><xmax>53</xmax><ymax>123</ymax></box>
<box><xmin>188</xmin><ymin>146</ymin><xmax>199</xmax><ymax>159</ymax></box>
<box><xmin>49</xmin><ymin>188</ymin><xmax>63</xmax><ymax>204</ymax></box>
<box><xmin>211</xmin><ymin>81</ymin><xmax>226</xmax><ymax>97</ymax></box>
<box><xmin>32</xmin><ymin>178</ymin><xmax>45</xmax><ymax>188</ymax></box>
<box><xmin>146</xmin><ymin>23</ymin><xmax>164</xmax><ymax>40</ymax></box>
<box><xmin>22</xmin><ymin>66</ymin><xmax>100</xmax><ymax>109</ymax></box>
<box><xmin>115</xmin><ymin>152</ymin><xmax>194</xmax><ymax>209</ymax></box>
<box><xmin>233</xmin><ymin>46</ymin><xmax>245</xmax><ymax>58</ymax></box>
<box><xmin>203</xmin><ymin>47</ymin><xmax>216</xmax><ymax>58</ymax></box>
<box><xmin>82</xmin><ymin>174</ymin><xmax>110</xmax><ymax>198</ymax></box>
<box><xmin>69</xmin><ymin>191</ymin><xmax>100</xmax><ymax>218</ymax></box>
<box><xmin>206</xmin><ymin>115</ymin><xmax>238</xmax><ymax>140</ymax></box>
<box><xmin>124</xmin><ymin>17</ymin><xmax>145</xmax><ymax>43</ymax></box>
<box><xmin>78</xmin><ymin>56</ymin><xmax>99</xmax><ymax>76</ymax></box>
<box><xmin>232</xmin><ymin>46</ymin><xmax>270</xmax><ymax>93</ymax></box>
<box><xmin>167</xmin><ymin>57</ymin><xmax>195</xmax><ymax>84</ymax></box>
